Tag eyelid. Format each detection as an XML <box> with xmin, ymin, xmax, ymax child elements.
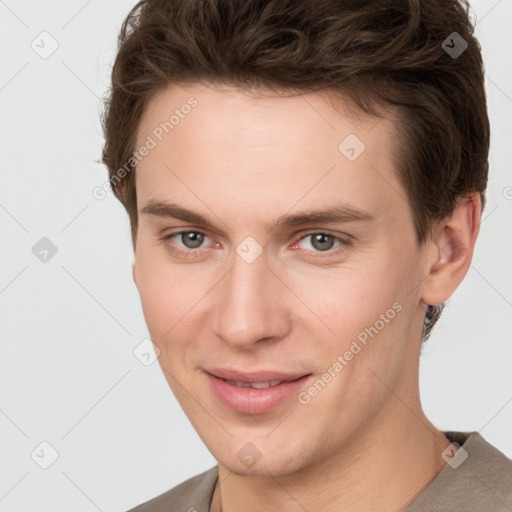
<box><xmin>296</xmin><ymin>229</ymin><xmax>348</xmax><ymax>241</ymax></box>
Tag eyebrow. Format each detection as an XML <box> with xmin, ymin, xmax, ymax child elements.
<box><xmin>140</xmin><ymin>199</ymin><xmax>375</xmax><ymax>231</ymax></box>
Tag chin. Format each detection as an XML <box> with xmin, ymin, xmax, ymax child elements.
<box><xmin>218</xmin><ymin>446</ymin><xmax>313</xmax><ymax>478</ymax></box>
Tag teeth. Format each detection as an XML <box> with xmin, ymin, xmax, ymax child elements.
<box><xmin>224</xmin><ymin>379</ymin><xmax>283</xmax><ymax>388</ymax></box>
<box><xmin>250</xmin><ymin>381</ymin><xmax>282</xmax><ymax>388</ymax></box>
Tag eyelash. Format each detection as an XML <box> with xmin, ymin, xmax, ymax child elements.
<box><xmin>159</xmin><ymin>230</ymin><xmax>352</xmax><ymax>259</ymax></box>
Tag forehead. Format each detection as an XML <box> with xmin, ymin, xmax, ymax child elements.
<box><xmin>136</xmin><ymin>81</ymin><xmax>394</xmax><ymax>149</ymax></box>
<box><xmin>134</xmin><ymin>82</ymin><xmax>407</xmax><ymax>231</ymax></box>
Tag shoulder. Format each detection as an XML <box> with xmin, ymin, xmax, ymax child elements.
<box><xmin>407</xmin><ymin>432</ymin><xmax>512</xmax><ymax>511</ymax></box>
<box><xmin>126</xmin><ymin>465</ymin><xmax>218</xmax><ymax>512</ymax></box>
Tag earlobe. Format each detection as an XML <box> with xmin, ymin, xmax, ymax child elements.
<box><xmin>421</xmin><ymin>193</ymin><xmax>482</xmax><ymax>307</ymax></box>
<box><xmin>132</xmin><ymin>262</ymin><xmax>137</xmax><ymax>287</ymax></box>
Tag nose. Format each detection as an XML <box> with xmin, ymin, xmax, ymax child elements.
<box><xmin>212</xmin><ymin>248</ymin><xmax>291</xmax><ymax>350</ymax></box>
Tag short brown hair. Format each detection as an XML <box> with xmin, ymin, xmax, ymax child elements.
<box><xmin>101</xmin><ymin>0</ymin><xmax>490</xmax><ymax>342</ymax></box>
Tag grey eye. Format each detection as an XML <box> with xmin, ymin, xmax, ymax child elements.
<box><xmin>180</xmin><ymin>231</ymin><xmax>205</xmax><ymax>249</ymax></box>
<box><xmin>297</xmin><ymin>233</ymin><xmax>342</xmax><ymax>252</ymax></box>
<box><xmin>310</xmin><ymin>233</ymin><xmax>336</xmax><ymax>251</ymax></box>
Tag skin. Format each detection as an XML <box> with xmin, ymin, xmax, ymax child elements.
<box><xmin>131</xmin><ymin>82</ymin><xmax>481</xmax><ymax>511</ymax></box>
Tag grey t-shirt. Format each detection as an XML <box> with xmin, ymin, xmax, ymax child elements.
<box><xmin>128</xmin><ymin>432</ymin><xmax>512</xmax><ymax>511</ymax></box>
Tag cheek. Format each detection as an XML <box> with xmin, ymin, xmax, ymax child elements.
<box><xmin>285</xmin><ymin>254</ymin><xmax>406</xmax><ymax>337</ymax></box>
<box><xmin>134</xmin><ymin>250</ymin><xmax>191</xmax><ymax>342</ymax></box>
<box><xmin>284</xmin><ymin>249</ymin><xmax>418</xmax><ymax>391</ymax></box>
<box><xmin>134</xmin><ymin>245</ymin><xmax>220</xmax><ymax>361</ymax></box>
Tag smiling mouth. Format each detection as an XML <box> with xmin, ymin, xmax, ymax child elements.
<box><xmin>205</xmin><ymin>371</ymin><xmax>314</xmax><ymax>414</ymax></box>
<box><xmin>205</xmin><ymin>368</ymin><xmax>310</xmax><ymax>387</ymax></box>
<box><xmin>221</xmin><ymin>377</ymin><xmax>304</xmax><ymax>389</ymax></box>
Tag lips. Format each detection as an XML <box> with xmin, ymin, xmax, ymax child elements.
<box><xmin>204</xmin><ymin>368</ymin><xmax>313</xmax><ymax>414</ymax></box>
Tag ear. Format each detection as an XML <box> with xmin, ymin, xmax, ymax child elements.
<box><xmin>421</xmin><ymin>192</ymin><xmax>482</xmax><ymax>307</ymax></box>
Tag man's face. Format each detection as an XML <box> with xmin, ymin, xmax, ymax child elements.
<box><xmin>132</xmin><ymin>82</ymin><xmax>430</xmax><ymax>475</ymax></box>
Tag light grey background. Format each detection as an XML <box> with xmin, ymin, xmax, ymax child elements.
<box><xmin>0</xmin><ymin>1</ymin><xmax>511</xmax><ymax>510</ymax></box>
